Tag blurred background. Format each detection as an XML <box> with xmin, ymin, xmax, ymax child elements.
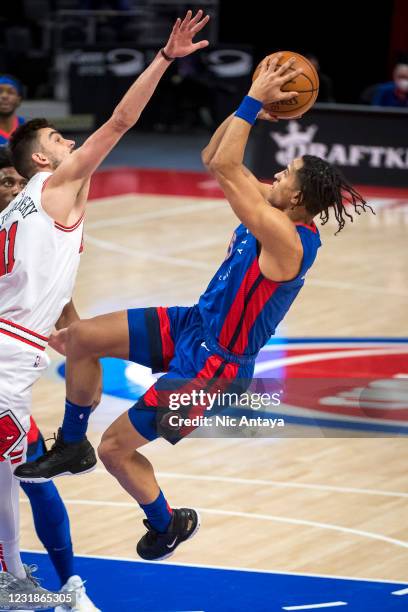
<box><xmin>0</xmin><ymin>0</ymin><xmax>407</xmax><ymax>182</ymax></box>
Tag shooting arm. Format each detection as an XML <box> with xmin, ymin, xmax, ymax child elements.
<box><xmin>201</xmin><ymin>113</ymin><xmax>271</xmax><ymax>200</ymax></box>
<box><xmin>209</xmin><ymin>116</ymin><xmax>302</xmax><ymax>281</ymax></box>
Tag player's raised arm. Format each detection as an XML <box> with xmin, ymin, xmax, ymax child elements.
<box><xmin>202</xmin><ymin>111</ymin><xmax>278</xmax><ymax>201</ymax></box>
<box><xmin>208</xmin><ymin>55</ymin><xmax>305</xmax><ymax>280</ymax></box>
<box><xmin>46</xmin><ymin>11</ymin><xmax>209</xmax><ymax>194</ymax></box>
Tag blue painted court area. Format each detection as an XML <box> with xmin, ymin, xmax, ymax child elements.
<box><xmin>21</xmin><ymin>552</ymin><xmax>407</xmax><ymax>611</ymax></box>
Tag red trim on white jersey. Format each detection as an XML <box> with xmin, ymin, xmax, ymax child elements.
<box><xmin>42</xmin><ymin>176</ymin><xmax>85</xmax><ymax>232</ymax></box>
<box><xmin>41</xmin><ymin>175</ymin><xmax>51</xmax><ymax>193</ymax></box>
<box><xmin>54</xmin><ymin>212</ymin><xmax>85</xmax><ymax>233</ymax></box>
<box><xmin>0</xmin><ymin>318</ymin><xmax>48</xmax><ymax>350</ymax></box>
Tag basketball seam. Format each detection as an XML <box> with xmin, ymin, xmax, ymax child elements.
<box><xmin>266</xmin><ymin>89</ymin><xmax>319</xmax><ymax>114</ymax></box>
<box><xmin>254</xmin><ymin>51</ymin><xmax>320</xmax><ymax>117</ymax></box>
<box><xmin>287</xmin><ymin>88</ymin><xmax>318</xmax><ymax>93</ymax></box>
<box><xmin>278</xmin><ymin>51</ymin><xmax>319</xmax><ymax>83</ymax></box>
<box><xmin>280</xmin><ymin>70</ymin><xmax>314</xmax><ymax>91</ymax></box>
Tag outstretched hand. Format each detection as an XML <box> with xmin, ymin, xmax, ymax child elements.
<box><xmin>163</xmin><ymin>9</ymin><xmax>210</xmax><ymax>59</ymax></box>
<box><xmin>49</xmin><ymin>327</ymin><xmax>68</xmax><ymax>356</ymax></box>
<box><xmin>249</xmin><ymin>53</ymin><xmax>302</xmax><ymax>105</ymax></box>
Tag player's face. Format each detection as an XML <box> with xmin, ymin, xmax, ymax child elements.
<box><xmin>0</xmin><ymin>84</ymin><xmax>21</xmax><ymax>116</ymax></box>
<box><xmin>269</xmin><ymin>157</ymin><xmax>303</xmax><ymax>210</ymax></box>
<box><xmin>0</xmin><ymin>166</ymin><xmax>27</xmax><ymax>212</ymax></box>
<box><xmin>37</xmin><ymin>128</ymin><xmax>75</xmax><ymax>169</ymax></box>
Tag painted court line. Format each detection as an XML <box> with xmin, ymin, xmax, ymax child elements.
<box><xmin>282</xmin><ymin>603</ymin><xmax>347</xmax><ymax>611</ymax></box>
<box><xmin>85</xmin><ymin>228</ymin><xmax>408</xmax><ymax>298</ymax></box>
<box><xmin>21</xmin><ymin>499</ymin><xmax>408</xmax><ymax>550</ymax></box>
<box><xmin>86</xmin><ymin>199</ymin><xmax>223</xmax><ymax>230</ymax></box>
<box><xmin>92</xmin><ymin>468</ymin><xmax>408</xmax><ymax>500</ymax></box>
<box><xmin>85</xmin><ymin>233</ymin><xmax>213</xmax><ymax>271</ymax></box>
<box><xmin>392</xmin><ymin>587</ymin><xmax>408</xmax><ymax>595</ymax></box>
<box><xmin>86</xmin><ymin>196</ymin><xmax>408</xmax><ymax>298</ymax></box>
<box><xmin>21</xmin><ymin>548</ymin><xmax>408</xmax><ymax>586</ymax></box>
<box><xmin>307</xmin><ymin>278</ymin><xmax>408</xmax><ymax>298</ymax></box>
<box><xmin>255</xmin><ymin>346</ymin><xmax>408</xmax><ymax>373</ymax></box>
<box><xmin>152</xmin><ymin>471</ymin><xmax>408</xmax><ymax>500</ymax></box>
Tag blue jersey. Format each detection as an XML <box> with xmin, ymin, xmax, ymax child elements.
<box><xmin>371</xmin><ymin>82</ymin><xmax>408</xmax><ymax>108</ymax></box>
<box><xmin>198</xmin><ymin>222</ymin><xmax>321</xmax><ymax>356</ymax></box>
<box><xmin>0</xmin><ymin>115</ymin><xmax>24</xmax><ymax>145</ymax></box>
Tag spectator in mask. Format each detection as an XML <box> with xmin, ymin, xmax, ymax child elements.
<box><xmin>371</xmin><ymin>59</ymin><xmax>408</xmax><ymax>107</ymax></box>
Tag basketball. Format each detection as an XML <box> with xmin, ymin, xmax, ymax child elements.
<box><xmin>252</xmin><ymin>51</ymin><xmax>319</xmax><ymax>119</ymax></box>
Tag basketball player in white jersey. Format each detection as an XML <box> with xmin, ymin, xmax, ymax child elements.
<box><xmin>0</xmin><ymin>147</ymin><xmax>101</xmax><ymax>610</ymax></box>
<box><xmin>0</xmin><ymin>9</ymin><xmax>209</xmax><ymax>605</ymax></box>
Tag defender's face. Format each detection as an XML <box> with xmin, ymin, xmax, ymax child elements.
<box><xmin>0</xmin><ymin>166</ymin><xmax>27</xmax><ymax>212</ymax></box>
<box><xmin>0</xmin><ymin>84</ymin><xmax>21</xmax><ymax>116</ymax></box>
<box><xmin>36</xmin><ymin>128</ymin><xmax>75</xmax><ymax>169</ymax></box>
<box><xmin>269</xmin><ymin>157</ymin><xmax>303</xmax><ymax>210</ymax></box>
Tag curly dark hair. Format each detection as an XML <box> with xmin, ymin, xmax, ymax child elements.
<box><xmin>0</xmin><ymin>146</ymin><xmax>13</xmax><ymax>170</ymax></box>
<box><xmin>9</xmin><ymin>118</ymin><xmax>56</xmax><ymax>179</ymax></box>
<box><xmin>296</xmin><ymin>155</ymin><xmax>374</xmax><ymax>234</ymax></box>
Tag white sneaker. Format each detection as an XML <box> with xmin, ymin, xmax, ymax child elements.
<box><xmin>54</xmin><ymin>576</ymin><xmax>100</xmax><ymax>612</ymax></box>
<box><xmin>0</xmin><ymin>565</ymin><xmax>55</xmax><ymax>610</ymax></box>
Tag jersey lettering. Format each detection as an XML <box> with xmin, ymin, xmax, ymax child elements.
<box><xmin>0</xmin><ymin>221</ymin><xmax>18</xmax><ymax>277</ymax></box>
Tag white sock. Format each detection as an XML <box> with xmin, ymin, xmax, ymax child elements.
<box><xmin>0</xmin><ymin>456</ymin><xmax>26</xmax><ymax>579</ymax></box>
<box><xmin>0</xmin><ymin>538</ymin><xmax>25</xmax><ymax>579</ymax></box>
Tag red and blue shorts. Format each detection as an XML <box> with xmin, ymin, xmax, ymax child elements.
<box><xmin>127</xmin><ymin>305</ymin><xmax>255</xmax><ymax>444</ymax></box>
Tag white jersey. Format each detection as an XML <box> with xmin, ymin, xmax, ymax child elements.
<box><xmin>0</xmin><ymin>171</ymin><xmax>83</xmax><ymax>351</ymax></box>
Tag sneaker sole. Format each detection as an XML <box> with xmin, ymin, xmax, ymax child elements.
<box><xmin>145</xmin><ymin>509</ymin><xmax>202</xmax><ymax>562</ymax></box>
<box><xmin>13</xmin><ymin>464</ymin><xmax>97</xmax><ymax>483</ymax></box>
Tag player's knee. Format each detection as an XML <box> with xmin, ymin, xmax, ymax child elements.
<box><xmin>66</xmin><ymin>320</ymin><xmax>93</xmax><ymax>357</ymax></box>
<box><xmin>97</xmin><ymin>433</ymin><xmax>124</xmax><ymax>474</ymax></box>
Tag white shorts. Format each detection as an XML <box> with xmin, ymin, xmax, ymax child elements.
<box><xmin>0</xmin><ymin>336</ymin><xmax>50</xmax><ymax>462</ymax></box>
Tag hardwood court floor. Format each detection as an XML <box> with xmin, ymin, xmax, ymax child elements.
<box><xmin>20</xmin><ymin>170</ymin><xmax>408</xmax><ymax>583</ymax></box>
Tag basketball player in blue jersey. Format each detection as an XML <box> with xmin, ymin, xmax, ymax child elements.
<box><xmin>15</xmin><ymin>55</ymin><xmax>371</xmax><ymax>561</ymax></box>
<box><xmin>0</xmin><ymin>75</ymin><xmax>25</xmax><ymax>145</ymax></box>
<box><xmin>0</xmin><ymin>147</ymin><xmax>100</xmax><ymax>610</ymax></box>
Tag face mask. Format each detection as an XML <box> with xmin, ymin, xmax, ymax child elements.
<box><xmin>395</xmin><ymin>78</ymin><xmax>408</xmax><ymax>92</ymax></box>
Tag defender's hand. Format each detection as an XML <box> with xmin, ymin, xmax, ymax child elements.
<box><xmin>49</xmin><ymin>328</ymin><xmax>68</xmax><ymax>356</ymax></box>
<box><xmin>163</xmin><ymin>9</ymin><xmax>210</xmax><ymax>59</ymax></box>
<box><xmin>248</xmin><ymin>53</ymin><xmax>302</xmax><ymax>105</ymax></box>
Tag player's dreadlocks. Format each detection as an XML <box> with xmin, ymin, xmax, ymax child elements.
<box><xmin>296</xmin><ymin>155</ymin><xmax>374</xmax><ymax>234</ymax></box>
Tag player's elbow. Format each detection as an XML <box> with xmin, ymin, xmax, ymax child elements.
<box><xmin>110</xmin><ymin>110</ymin><xmax>138</xmax><ymax>134</ymax></box>
<box><xmin>208</xmin><ymin>156</ymin><xmax>239</xmax><ymax>176</ymax></box>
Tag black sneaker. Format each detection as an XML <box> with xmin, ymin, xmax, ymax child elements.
<box><xmin>14</xmin><ymin>428</ymin><xmax>97</xmax><ymax>483</ymax></box>
<box><xmin>137</xmin><ymin>507</ymin><xmax>200</xmax><ymax>561</ymax></box>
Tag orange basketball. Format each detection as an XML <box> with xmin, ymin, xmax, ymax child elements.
<box><xmin>252</xmin><ymin>51</ymin><xmax>319</xmax><ymax>119</ymax></box>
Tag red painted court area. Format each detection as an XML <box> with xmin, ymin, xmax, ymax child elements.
<box><xmin>89</xmin><ymin>168</ymin><xmax>408</xmax><ymax>204</ymax></box>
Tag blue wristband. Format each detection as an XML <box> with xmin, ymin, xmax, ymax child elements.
<box><xmin>235</xmin><ymin>95</ymin><xmax>263</xmax><ymax>125</ymax></box>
